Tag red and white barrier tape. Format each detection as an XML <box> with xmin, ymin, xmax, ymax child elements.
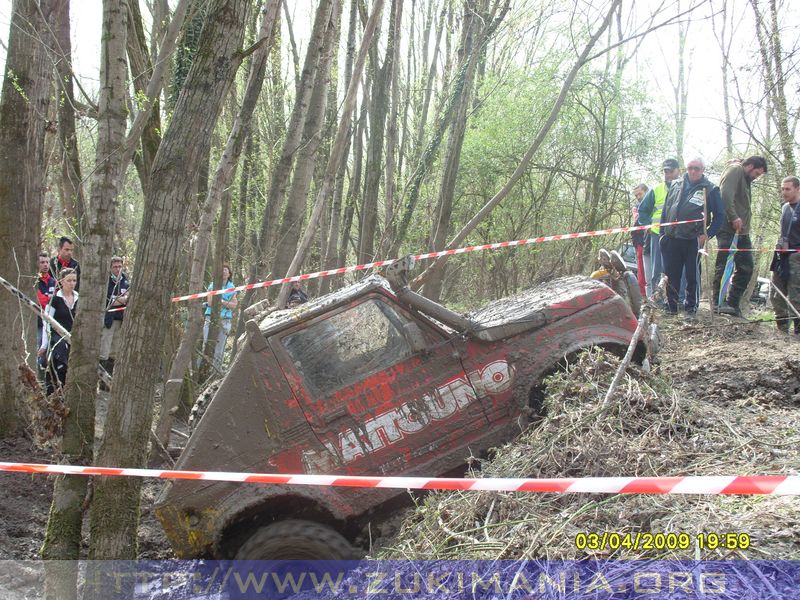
<box><xmin>171</xmin><ymin>219</ymin><xmax>703</xmax><ymax>303</ymax></box>
<box><xmin>0</xmin><ymin>462</ymin><xmax>796</xmax><ymax>495</ymax></box>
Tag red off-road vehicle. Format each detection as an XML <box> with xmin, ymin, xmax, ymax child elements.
<box><xmin>155</xmin><ymin>258</ymin><xmax>653</xmax><ymax>559</ymax></box>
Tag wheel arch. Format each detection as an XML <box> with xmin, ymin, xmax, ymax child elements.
<box><xmin>510</xmin><ymin>329</ymin><xmax>643</xmax><ymax>419</ymax></box>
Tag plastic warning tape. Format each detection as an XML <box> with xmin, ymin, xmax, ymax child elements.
<box><xmin>0</xmin><ymin>462</ymin><xmax>797</xmax><ymax>495</ymax></box>
<box><xmin>171</xmin><ymin>219</ymin><xmax>703</xmax><ymax>303</ymax></box>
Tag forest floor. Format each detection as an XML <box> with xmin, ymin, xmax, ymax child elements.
<box><xmin>1</xmin><ymin>303</ymin><xmax>798</xmax><ymax>565</ymax></box>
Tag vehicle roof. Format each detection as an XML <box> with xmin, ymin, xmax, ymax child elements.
<box><xmin>257</xmin><ymin>274</ymin><xmax>395</xmax><ymax>336</ymax></box>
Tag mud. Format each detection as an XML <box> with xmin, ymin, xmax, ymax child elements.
<box><xmin>0</xmin><ymin>305</ymin><xmax>797</xmax><ymax>562</ymax></box>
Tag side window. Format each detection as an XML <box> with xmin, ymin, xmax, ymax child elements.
<box><xmin>282</xmin><ymin>299</ymin><xmax>412</xmax><ymax>393</ymax></box>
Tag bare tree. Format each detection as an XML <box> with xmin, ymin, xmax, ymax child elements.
<box><xmin>412</xmin><ymin>0</ymin><xmax>622</xmax><ymax>290</ymax></box>
<box><xmin>152</xmin><ymin>1</ymin><xmax>280</xmax><ymax>455</ymax></box>
<box><xmin>750</xmin><ymin>0</ymin><xmax>795</xmax><ymax>172</ymax></box>
<box><xmin>51</xmin><ymin>0</ymin><xmax>87</xmax><ymax>237</ymax></box>
<box><xmin>88</xmin><ymin>0</ymin><xmax>250</xmax><ymax>559</ymax></box>
<box><xmin>275</xmin><ymin>0</ymin><xmax>386</xmax><ymax>308</ymax></box>
<box><xmin>40</xmin><ymin>1</ymin><xmax>129</xmax><ymax>594</ymax></box>
<box><xmin>0</xmin><ymin>0</ymin><xmax>57</xmax><ymax>438</ymax></box>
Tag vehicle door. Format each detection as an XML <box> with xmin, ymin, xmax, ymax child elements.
<box><xmin>272</xmin><ymin>293</ymin><xmax>489</xmax><ymax>475</ymax></box>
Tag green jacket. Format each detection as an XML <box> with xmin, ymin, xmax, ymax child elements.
<box><xmin>719</xmin><ymin>163</ymin><xmax>752</xmax><ymax>236</ymax></box>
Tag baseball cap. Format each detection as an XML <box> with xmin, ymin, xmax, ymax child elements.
<box><xmin>662</xmin><ymin>158</ymin><xmax>679</xmax><ymax>170</ymax></box>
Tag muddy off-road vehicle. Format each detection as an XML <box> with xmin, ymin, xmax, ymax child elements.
<box><xmin>155</xmin><ymin>257</ymin><xmax>654</xmax><ymax>559</ymax></box>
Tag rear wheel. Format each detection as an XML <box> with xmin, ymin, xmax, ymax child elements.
<box><xmin>234</xmin><ymin>519</ymin><xmax>358</xmax><ymax>560</ymax></box>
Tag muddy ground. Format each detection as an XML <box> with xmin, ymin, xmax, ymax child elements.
<box><xmin>0</xmin><ymin>307</ymin><xmax>797</xmax><ymax>562</ymax></box>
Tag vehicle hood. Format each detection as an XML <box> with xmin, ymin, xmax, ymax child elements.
<box><xmin>466</xmin><ymin>276</ymin><xmax>617</xmax><ymax>341</ymax></box>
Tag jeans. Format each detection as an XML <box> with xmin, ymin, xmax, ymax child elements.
<box><xmin>661</xmin><ymin>236</ymin><xmax>699</xmax><ymax>312</ymax></box>
<box><xmin>202</xmin><ymin>318</ymin><xmax>232</xmax><ymax>370</ymax></box>
<box><xmin>647</xmin><ymin>232</ymin><xmax>663</xmax><ymax>297</ymax></box>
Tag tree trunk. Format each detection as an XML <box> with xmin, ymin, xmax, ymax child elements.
<box><xmin>0</xmin><ymin>0</ymin><xmax>57</xmax><ymax>439</ymax></box>
<box><xmin>411</xmin><ymin>0</ymin><xmax>621</xmax><ymax>290</ymax></box>
<box><xmin>126</xmin><ymin>0</ymin><xmax>163</xmax><ymax>196</ymax></box>
<box><xmin>711</xmin><ymin>0</ymin><xmax>733</xmax><ymax>156</ymax></box>
<box><xmin>750</xmin><ymin>0</ymin><xmax>795</xmax><ymax>173</ymax></box>
<box><xmin>41</xmin><ymin>2</ymin><xmax>128</xmax><ymax>597</ymax></box>
<box><xmin>320</xmin><ymin>0</ymin><xmax>359</xmax><ymax>295</ymax></box>
<box><xmin>152</xmin><ymin>1</ymin><xmax>279</xmax><ymax>455</ymax></box>
<box><xmin>244</xmin><ymin>0</ymin><xmax>334</xmax><ymax>310</ymax></box>
<box><xmin>379</xmin><ymin>0</ymin><xmax>403</xmax><ymax>257</ymax></box>
<box><xmin>275</xmin><ymin>0</ymin><xmax>385</xmax><ymax>308</ymax></box>
<box><xmin>357</xmin><ymin>0</ymin><xmax>390</xmax><ymax>264</ymax></box>
<box><xmin>673</xmin><ymin>14</ymin><xmax>689</xmax><ymax>167</ymax></box>
<box><xmin>422</xmin><ymin>0</ymin><xmax>490</xmax><ymax>301</ymax></box>
<box><xmin>88</xmin><ymin>0</ymin><xmax>249</xmax><ymax>559</ymax></box>
<box><xmin>270</xmin><ymin>0</ymin><xmax>340</xmax><ymax>296</ymax></box>
<box><xmin>52</xmin><ymin>0</ymin><xmax>87</xmax><ymax>238</ymax></box>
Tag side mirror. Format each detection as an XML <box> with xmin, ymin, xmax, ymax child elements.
<box><xmin>402</xmin><ymin>322</ymin><xmax>428</xmax><ymax>354</ymax></box>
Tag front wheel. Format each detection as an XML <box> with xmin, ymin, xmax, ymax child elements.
<box><xmin>235</xmin><ymin>519</ymin><xmax>358</xmax><ymax>560</ymax></box>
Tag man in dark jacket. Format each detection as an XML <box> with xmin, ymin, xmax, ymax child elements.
<box><xmin>100</xmin><ymin>256</ymin><xmax>129</xmax><ymax>375</ymax></box>
<box><xmin>35</xmin><ymin>253</ymin><xmax>56</xmax><ymax>373</ymax></box>
<box><xmin>713</xmin><ymin>156</ymin><xmax>767</xmax><ymax>316</ymax></box>
<box><xmin>49</xmin><ymin>236</ymin><xmax>81</xmax><ymax>292</ymax></box>
<box><xmin>660</xmin><ymin>157</ymin><xmax>723</xmax><ymax>318</ymax></box>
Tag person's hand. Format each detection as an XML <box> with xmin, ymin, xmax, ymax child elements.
<box><xmin>37</xmin><ymin>348</ymin><xmax>45</xmax><ymax>357</ymax></box>
<box><xmin>731</xmin><ymin>217</ymin><xmax>743</xmax><ymax>232</ymax></box>
<box><xmin>698</xmin><ymin>234</ymin><xmax>707</xmax><ymax>248</ymax></box>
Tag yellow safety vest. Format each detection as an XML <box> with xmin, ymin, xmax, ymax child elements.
<box><xmin>650</xmin><ymin>182</ymin><xmax>669</xmax><ymax>234</ymax></box>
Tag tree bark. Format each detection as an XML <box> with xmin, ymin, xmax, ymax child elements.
<box><xmin>270</xmin><ymin>0</ymin><xmax>340</xmax><ymax>295</ymax></box>
<box><xmin>245</xmin><ymin>0</ymin><xmax>334</xmax><ymax>308</ymax></box>
<box><xmin>152</xmin><ymin>1</ymin><xmax>279</xmax><ymax>455</ymax></box>
<box><xmin>88</xmin><ymin>0</ymin><xmax>249</xmax><ymax>559</ymax></box>
<box><xmin>126</xmin><ymin>0</ymin><xmax>163</xmax><ymax>196</ymax></box>
<box><xmin>422</xmin><ymin>0</ymin><xmax>497</xmax><ymax>301</ymax></box>
<box><xmin>41</xmin><ymin>1</ymin><xmax>128</xmax><ymax>596</ymax></box>
<box><xmin>276</xmin><ymin>0</ymin><xmax>385</xmax><ymax>308</ymax></box>
<box><xmin>52</xmin><ymin>0</ymin><xmax>87</xmax><ymax>238</ymax></box>
<box><xmin>0</xmin><ymin>0</ymin><xmax>57</xmax><ymax>439</ymax></box>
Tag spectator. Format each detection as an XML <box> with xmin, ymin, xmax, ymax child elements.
<box><xmin>35</xmin><ymin>253</ymin><xmax>55</xmax><ymax>380</ymax></box>
<box><xmin>659</xmin><ymin>157</ymin><xmax>723</xmax><ymax>319</ymax></box>
<box><xmin>636</xmin><ymin>159</ymin><xmax>681</xmax><ymax>297</ymax></box>
<box><xmin>772</xmin><ymin>176</ymin><xmax>800</xmax><ymax>332</ymax></box>
<box><xmin>714</xmin><ymin>156</ymin><xmax>768</xmax><ymax>316</ymax></box>
<box><xmin>202</xmin><ymin>264</ymin><xmax>237</xmax><ymax>370</ymax></box>
<box><xmin>38</xmin><ymin>268</ymin><xmax>78</xmax><ymax>395</ymax></box>
<box><xmin>287</xmin><ymin>281</ymin><xmax>309</xmax><ymax>308</ymax></box>
<box><xmin>100</xmin><ymin>256</ymin><xmax>130</xmax><ymax>377</ymax></box>
<box><xmin>631</xmin><ymin>184</ymin><xmax>649</xmax><ymax>296</ymax></box>
<box><xmin>35</xmin><ymin>253</ymin><xmax>55</xmax><ymax>359</ymax></box>
<box><xmin>49</xmin><ymin>236</ymin><xmax>81</xmax><ymax>292</ymax></box>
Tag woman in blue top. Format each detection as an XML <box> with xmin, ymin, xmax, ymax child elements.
<box><xmin>202</xmin><ymin>264</ymin><xmax>237</xmax><ymax>370</ymax></box>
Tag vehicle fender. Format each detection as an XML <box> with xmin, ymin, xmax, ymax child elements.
<box><xmin>507</xmin><ymin>325</ymin><xmax>637</xmax><ymax>417</ymax></box>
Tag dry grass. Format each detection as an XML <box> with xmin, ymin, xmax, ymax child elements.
<box><xmin>376</xmin><ymin>349</ymin><xmax>800</xmax><ymax>561</ymax></box>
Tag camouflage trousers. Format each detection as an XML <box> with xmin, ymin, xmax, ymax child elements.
<box><xmin>787</xmin><ymin>253</ymin><xmax>800</xmax><ymax>330</ymax></box>
<box><xmin>771</xmin><ymin>271</ymin><xmax>791</xmax><ymax>331</ymax></box>
<box><xmin>713</xmin><ymin>233</ymin><xmax>753</xmax><ymax>308</ymax></box>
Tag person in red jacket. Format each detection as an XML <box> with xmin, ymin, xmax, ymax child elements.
<box><xmin>35</xmin><ymin>253</ymin><xmax>56</xmax><ymax>367</ymax></box>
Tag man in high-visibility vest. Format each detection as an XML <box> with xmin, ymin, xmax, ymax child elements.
<box><xmin>635</xmin><ymin>158</ymin><xmax>681</xmax><ymax>297</ymax></box>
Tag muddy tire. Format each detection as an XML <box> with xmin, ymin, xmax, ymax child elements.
<box><xmin>187</xmin><ymin>379</ymin><xmax>222</xmax><ymax>435</ymax></box>
<box><xmin>235</xmin><ymin>520</ymin><xmax>358</xmax><ymax>560</ymax></box>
